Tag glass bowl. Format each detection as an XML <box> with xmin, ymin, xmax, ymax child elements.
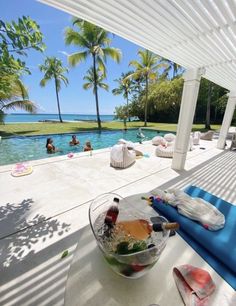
<box><xmin>89</xmin><ymin>193</ymin><xmax>170</xmax><ymax>279</ymax></box>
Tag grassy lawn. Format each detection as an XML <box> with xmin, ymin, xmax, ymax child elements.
<box><xmin>0</xmin><ymin>121</ymin><xmax>221</xmax><ymax>137</ymax></box>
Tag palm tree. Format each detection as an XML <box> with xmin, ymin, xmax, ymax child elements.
<box><xmin>0</xmin><ymin>75</ymin><xmax>37</xmax><ymax>124</ymax></box>
<box><xmin>65</xmin><ymin>19</ymin><xmax>121</xmax><ymax>129</ymax></box>
<box><xmin>160</xmin><ymin>59</ymin><xmax>183</xmax><ymax>80</ymax></box>
<box><xmin>39</xmin><ymin>57</ymin><xmax>68</xmax><ymax>123</ymax></box>
<box><xmin>129</xmin><ymin>49</ymin><xmax>161</xmax><ymax>127</ymax></box>
<box><xmin>83</xmin><ymin>68</ymin><xmax>109</xmax><ymax>102</ymax></box>
<box><xmin>112</xmin><ymin>71</ymin><xmax>135</xmax><ymax>122</ymax></box>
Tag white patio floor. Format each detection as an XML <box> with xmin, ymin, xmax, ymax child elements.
<box><xmin>0</xmin><ymin>138</ymin><xmax>236</xmax><ymax>305</ymax></box>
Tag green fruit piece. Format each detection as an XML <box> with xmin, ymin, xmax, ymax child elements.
<box><xmin>116</xmin><ymin>241</ymin><xmax>130</xmax><ymax>254</ymax></box>
<box><xmin>61</xmin><ymin>250</ymin><xmax>69</xmax><ymax>258</ymax></box>
<box><xmin>130</xmin><ymin>241</ymin><xmax>147</xmax><ymax>253</ymax></box>
<box><xmin>105</xmin><ymin>255</ymin><xmax>120</xmax><ymax>266</ymax></box>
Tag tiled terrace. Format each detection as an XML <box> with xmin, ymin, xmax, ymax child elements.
<box><xmin>0</xmin><ymin>138</ymin><xmax>236</xmax><ymax>305</ymax></box>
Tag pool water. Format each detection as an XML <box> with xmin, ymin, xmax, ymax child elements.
<box><xmin>0</xmin><ymin>129</ymin><xmax>163</xmax><ymax>166</ymax></box>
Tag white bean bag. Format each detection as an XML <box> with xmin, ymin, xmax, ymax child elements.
<box><xmin>155</xmin><ymin>144</ymin><xmax>174</xmax><ymax>158</ymax></box>
<box><xmin>152</xmin><ymin>136</ymin><xmax>167</xmax><ymax>146</ymax></box>
<box><xmin>110</xmin><ymin>144</ymin><xmax>136</xmax><ymax>168</ymax></box>
<box><xmin>164</xmin><ymin>133</ymin><xmax>176</xmax><ymax>142</ymax></box>
<box><xmin>200</xmin><ymin>130</ymin><xmax>214</xmax><ymax>141</ymax></box>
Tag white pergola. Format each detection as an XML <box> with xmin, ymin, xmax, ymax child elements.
<box><xmin>40</xmin><ymin>0</ymin><xmax>236</xmax><ymax>170</ymax></box>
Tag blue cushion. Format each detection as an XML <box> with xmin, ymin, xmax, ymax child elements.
<box><xmin>152</xmin><ymin>185</ymin><xmax>236</xmax><ymax>289</ymax></box>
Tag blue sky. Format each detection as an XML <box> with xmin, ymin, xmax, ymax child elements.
<box><xmin>1</xmin><ymin>0</ymin><xmax>144</xmax><ymax>115</ymax></box>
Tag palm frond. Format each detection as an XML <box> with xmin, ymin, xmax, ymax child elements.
<box><xmin>14</xmin><ymin>79</ymin><xmax>29</xmax><ymax>99</ymax></box>
<box><xmin>97</xmin><ymin>57</ymin><xmax>106</xmax><ymax>77</ymax></box>
<box><xmin>103</xmin><ymin>47</ymin><xmax>122</xmax><ymax>63</ymax></box>
<box><xmin>149</xmin><ymin>72</ymin><xmax>157</xmax><ymax>80</ymax></box>
<box><xmin>64</xmin><ymin>28</ymin><xmax>90</xmax><ymax>48</ymax></box>
<box><xmin>40</xmin><ymin>77</ymin><xmax>50</xmax><ymax>87</ymax></box>
<box><xmin>83</xmin><ymin>75</ymin><xmax>93</xmax><ymax>82</ymax></box>
<box><xmin>129</xmin><ymin>60</ymin><xmax>143</xmax><ymax>70</ymax></box>
<box><xmin>2</xmin><ymin>100</ymin><xmax>37</xmax><ymax>113</ymax></box>
<box><xmin>112</xmin><ymin>88</ymin><xmax>123</xmax><ymax>95</ymax></box>
<box><xmin>58</xmin><ymin>75</ymin><xmax>69</xmax><ymax>86</ymax></box>
<box><xmin>100</xmin><ymin>83</ymin><xmax>109</xmax><ymax>91</ymax></box>
<box><xmin>83</xmin><ymin>83</ymin><xmax>93</xmax><ymax>90</ymax></box>
<box><xmin>68</xmin><ymin>51</ymin><xmax>89</xmax><ymax>67</ymax></box>
<box><xmin>96</xmin><ymin>29</ymin><xmax>110</xmax><ymax>45</ymax></box>
<box><xmin>72</xmin><ymin>17</ymin><xmax>84</xmax><ymax>26</ymax></box>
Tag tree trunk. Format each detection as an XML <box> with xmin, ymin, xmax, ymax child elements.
<box><xmin>54</xmin><ymin>77</ymin><xmax>63</xmax><ymax>123</ymax></box>
<box><xmin>92</xmin><ymin>54</ymin><xmax>101</xmax><ymax>130</ymax></box>
<box><xmin>126</xmin><ymin>90</ymin><xmax>130</xmax><ymax>122</ymax></box>
<box><xmin>144</xmin><ymin>75</ymin><xmax>148</xmax><ymax>127</ymax></box>
<box><xmin>205</xmin><ymin>82</ymin><xmax>212</xmax><ymax>129</ymax></box>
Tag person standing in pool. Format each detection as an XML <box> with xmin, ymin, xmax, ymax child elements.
<box><xmin>69</xmin><ymin>135</ymin><xmax>80</xmax><ymax>146</ymax></box>
<box><xmin>46</xmin><ymin>138</ymin><xmax>61</xmax><ymax>153</ymax></box>
<box><xmin>137</xmin><ymin>127</ymin><xmax>145</xmax><ymax>138</ymax></box>
<box><xmin>83</xmin><ymin>141</ymin><xmax>93</xmax><ymax>152</ymax></box>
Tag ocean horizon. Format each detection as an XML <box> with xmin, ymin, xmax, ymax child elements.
<box><xmin>4</xmin><ymin>113</ymin><xmax>116</xmax><ymax>123</ymax></box>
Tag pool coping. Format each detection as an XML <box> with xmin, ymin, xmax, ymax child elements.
<box><xmin>0</xmin><ymin>140</ymin><xmax>152</xmax><ymax>172</ymax></box>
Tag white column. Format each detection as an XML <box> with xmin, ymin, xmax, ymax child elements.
<box><xmin>217</xmin><ymin>92</ymin><xmax>236</xmax><ymax>149</ymax></box>
<box><xmin>172</xmin><ymin>68</ymin><xmax>205</xmax><ymax>170</ymax></box>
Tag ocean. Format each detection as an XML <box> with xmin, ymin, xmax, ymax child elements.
<box><xmin>4</xmin><ymin>114</ymin><xmax>116</xmax><ymax>123</ymax></box>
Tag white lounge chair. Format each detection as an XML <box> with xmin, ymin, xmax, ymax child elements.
<box><xmin>110</xmin><ymin>144</ymin><xmax>136</xmax><ymax>168</ymax></box>
<box><xmin>155</xmin><ymin>136</ymin><xmax>193</xmax><ymax>158</ymax></box>
<box><xmin>192</xmin><ymin>131</ymin><xmax>201</xmax><ymax>145</ymax></box>
<box><xmin>200</xmin><ymin>130</ymin><xmax>214</xmax><ymax>141</ymax></box>
<box><xmin>155</xmin><ymin>144</ymin><xmax>174</xmax><ymax>158</ymax></box>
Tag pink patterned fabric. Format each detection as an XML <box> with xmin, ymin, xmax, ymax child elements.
<box><xmin>173</xmin><ymin>265</ymin><xmax>216</xmax><ymax>306</ymax></box>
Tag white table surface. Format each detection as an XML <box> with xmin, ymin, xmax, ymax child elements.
<box><xmin>65</xmin><ymin>194</ymin><xmax>236</xmax><ymax>306</ymax></box>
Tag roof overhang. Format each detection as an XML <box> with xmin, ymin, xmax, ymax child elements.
<box><xmin>40</xmin><ymin>0</ymin><xmax>236</xmax><ymax>91</ymax></box>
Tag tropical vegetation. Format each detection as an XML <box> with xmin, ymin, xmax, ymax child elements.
<box><xmin>0</xmin><ymin>16</ymin><xmax>45</xmax><ymax>123</ymax></box>
<box><xmin>128</xmin><ymin>49</ymin><xmax>162</xmax><ymax>127</ymax></box>
<box><xmin>112</xmin><ymin>71</ymin><xmax>136</xmax><ymax>122</ymax></box>
<box><xmin>0</xmin><ymin>75</ymin><xmax>37</xmax><ymax>123</ymax></box>
<box><xmin>0</xmin><ymin>15</ymin><xmax>232</xmax><ymax>131</ymax></box>
<box><xmin>65</xmin><ymin>19</ymin><xmax>121</xmax><ymax>129</ymax></box>
<box><xmin>83</xmin><ymin>67</ymin><xmax>109</xmax><ymax>95</ymax></box>
<box><xmin>39</xmin><ymin>57</ymin><xmax>69</xmax><ymax>123</ymax></box>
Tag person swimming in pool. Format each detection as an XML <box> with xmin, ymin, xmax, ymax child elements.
<box><xmin>69</xmin><ymin>135</ymin><xmax>80</xmax><ymax>146</ymax></box>
<box><xmin>83</xmin><ymin>141</ymin><xmax>93</xmax><ymax>152</ymax></box>
<box><xmin>46</xmin><ymin>138</ymin><xmax>61</xmax><ymax>153</ymax></box>
<box><xmin>137</xmin><ymin>127</ymin><xmax>145</xmax><ymax>138</ymax></box>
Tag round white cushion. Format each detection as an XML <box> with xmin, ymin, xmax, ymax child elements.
<box><xmin>164</xmin><ymin>133</ymin><xmax>176</xmax><ymax>142</ymax></box>
<box><xmin>152</xmin><ymin>136</ymin><xmax>167</xmax><ymax>146</ymax></box>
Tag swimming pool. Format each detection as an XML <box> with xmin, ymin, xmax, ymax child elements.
<box><xmin>0</xmin><ymin>129</ymin><xmax>164</xmax><ymax>166</ymax></box>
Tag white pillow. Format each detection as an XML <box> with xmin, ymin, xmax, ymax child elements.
<box><xmin>164</xmin><ymin>133</ymin><xmax>176</xmax><ymax>142</ymax></box>
<box><xmin>152</xmin><ymin>136</ymin><xmax>167</xmax><ymax>146</ymax></box>
<box><xmin>118</xmin><ymin>139</ymin><xmax>135</xmax><ymax>149</ymax></box>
